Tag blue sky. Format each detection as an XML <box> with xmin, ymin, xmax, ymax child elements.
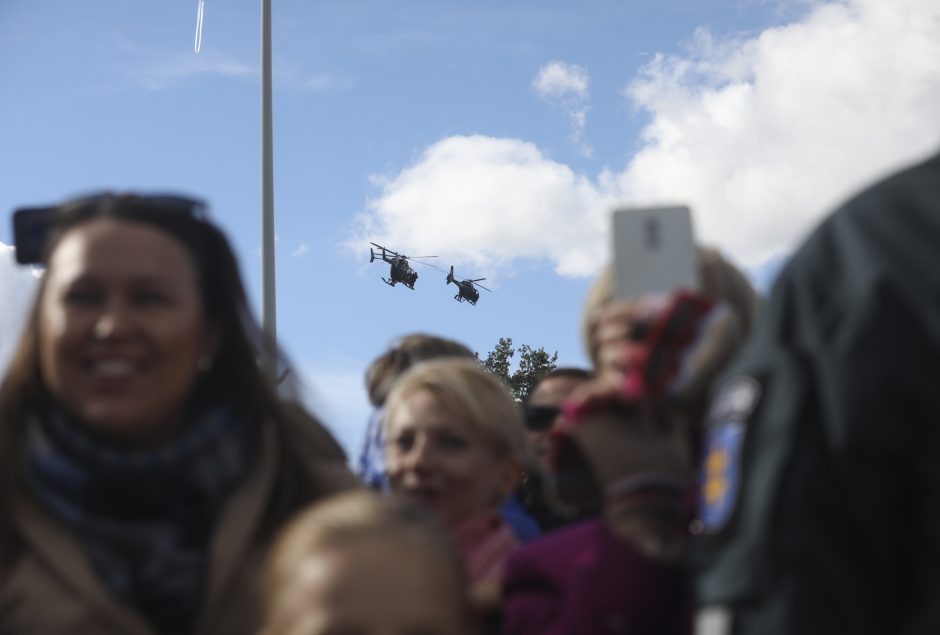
<box><xmin>2</xmin><ymin>0</ymin><xmax>938</xmax><ymax>455</ymax></box>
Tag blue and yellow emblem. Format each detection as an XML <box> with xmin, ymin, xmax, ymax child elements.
<box><xmin>697</xmin><ymin>375</ymin><xmax>759</xmax><ymax>534</ymax></box>
<box><xmin>699</xmin><ymin>419</ymin><xmax>744</xmax><ymax>533</ymax></box>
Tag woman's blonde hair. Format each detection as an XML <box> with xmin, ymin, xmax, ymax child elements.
<box><xmin>382</xmin><ymin>358</ymin><xmax>526</xmax><ymax>464</ymax></box>
<box><xmin>581</xmin><ymin>246</ymin><xmax>760</xmax><ymax>368</ymax></box>
<box><xmin>263</xmin><ymin>491</ymin><xmax>467</xmax><ymax>626</ymax></box>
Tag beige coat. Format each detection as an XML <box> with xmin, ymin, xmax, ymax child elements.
<box><xmin>0</xmin><ymin>418</ymin><xmax>359</xmax><ymax>635</ymax></box>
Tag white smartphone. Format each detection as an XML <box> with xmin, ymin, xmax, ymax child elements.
<box><xmin>611</xmin><ymin>205</ymin><xmax>698</xmax><ymax>298</ymax></box>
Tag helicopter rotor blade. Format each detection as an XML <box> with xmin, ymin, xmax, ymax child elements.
<box><xmin>472</xmin><ymin>281</ymin><xmax>493</xmax><ymax>292</ymax></box>
<box><xmin>412</xmin><ymin>260</ymin><xmax>445</xmax><ymax>272</ymax></box>
<box><xmin>369</xmin><ymin>242</ymin><xmax>399</xmax><ymax>257</ymax></box>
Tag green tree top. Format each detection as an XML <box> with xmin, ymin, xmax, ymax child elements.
<box><xmin>478</xmin><ymin>337</ymin><xmax>559</xmax><ymax>403</ymax></box>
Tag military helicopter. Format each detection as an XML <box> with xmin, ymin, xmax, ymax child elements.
<box><xmin>445</xmin><ymin>266</ymin><xmax>491</xmax><ymax>305</ymax></box>
<box><xmin>369</xmin><ymin>243</ymin><xmax>439</xmax><ymax>289</ymax></box>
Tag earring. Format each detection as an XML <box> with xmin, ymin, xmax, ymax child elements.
<box><xmin>197</xmin><ymin>355</ymin><xmax>214</xmax><ymax>373</ymax></box>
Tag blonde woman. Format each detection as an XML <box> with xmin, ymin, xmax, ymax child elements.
<box><xmin>382</xmin><ymin>358</ymin><xmax>525</xmax><ymax>590</ymax></box>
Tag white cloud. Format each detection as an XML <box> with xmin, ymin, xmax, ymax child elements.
<box><xmin>352</xmin><ymin>0</ymin><xmax>940</xmax><ymax>275</ymax></box>
<box><xmin>618</xmin><ymin>0</ymin><xmax>940</xmax><ymax>265</ymax></box>
<box><xmin>349</xmin><ymin>135</ymin><xmax>617</xmax><ymax>278</ymax></box>
<box><xmin>277</xmin><ymin>60</ymin><xmax>356</xmax><ymax>94</ymax></box>
<box><xmin>121</xmin><ymin>42</ymin><xmax>352</xmax><ymax>94</ymax></box>
<box><xmin>297</xmin><ymin>73</ymin><xmax>355</xmax><ymax>93</ymax></box>
<box><xmin>0</xmin><ymin>243</ymin><xmax>40</xmax><ymax>376</ymax></box>
<box><xmin>533</xmin><ymin>61</ymin><xmax>589</xmax><ymax>100</ymax></box>
<box><xmin>533</xmin><ymin>61</ymin><xmax>592</xmax><ymax>156</ymax></box>
<box><xmin>127</xmin><ymin>50</ymin><xmax>255</xmax><ymax>91</ymax></box>
<box><xmin>291</xmin><ymin>242</ymin><xmax>311</xmax><ymax>258</ymax></box>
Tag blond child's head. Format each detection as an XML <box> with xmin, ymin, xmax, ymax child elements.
<box><xmin>262</xmin><ymin>491</ymin><xmax>469</xmax><ymax>635</ymax></box>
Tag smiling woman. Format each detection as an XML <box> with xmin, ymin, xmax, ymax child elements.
<box><xmin>382</xmin><ymin>358</ymin><xmax>526</xmax><ymax>613</ymax></box>
<box><xmin>39</xmin><ymin>217</ymin><xmax>215</xmax><ymax>445</ymax></box>
<box><xmin>0</xmin><ymin>193</ymin><xmax>357</xmax><ymax>635</ymax></box>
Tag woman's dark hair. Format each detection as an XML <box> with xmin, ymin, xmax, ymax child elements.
<box><xmin>0</xmin><ymin>193</ymin><xmax>338</xmax><ymax>557</ymax></box>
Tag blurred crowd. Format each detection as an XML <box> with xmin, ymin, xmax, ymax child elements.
<box><xmin>1</xmin><ymin>149</ymin><xmax>938</xmax><ymax>635</ymax></box>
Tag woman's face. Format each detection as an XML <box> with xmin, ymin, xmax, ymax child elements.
<box><xmin>385</xmin><ymin>389</ymin><xmax>516</xmax><ymax>528</ymax></box>
<box><xmin>38</xmin><ymin>217</ymin><xmax>217</xmax><ymax>445</ymax></box>
<box><xmin>269</xmin><ymin>538</ymin><xmax>465</xmax><ymax>635</ymax></box>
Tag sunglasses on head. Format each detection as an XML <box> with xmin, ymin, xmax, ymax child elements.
<box><xmin>12</xmin><ymin>193</ymin><xmax>208</xmax><ymax>265</ymax></box>
<box><xmin>523</xmin><ymin>405</ymin><xmax>561</xmax><ymax>431</ymax></box>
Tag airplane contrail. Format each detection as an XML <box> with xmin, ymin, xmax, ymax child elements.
<box><xmin>194</xmin><ymin>0</ymin><xmax>206</xmax><ymax>53</ymax></box>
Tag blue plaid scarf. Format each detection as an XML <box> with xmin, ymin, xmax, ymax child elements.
<box><xmin>357</xmin><ymin>407</ymin><xmax>388</xmax><ymax>491</ymax></box>
<box><xmin>24</xmin><ymin>406</ymin><xmax>255</xmax><ymax>635</ymax></box>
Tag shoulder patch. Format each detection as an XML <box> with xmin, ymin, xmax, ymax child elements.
<box><xmin>699</xmin><ymin>419</ymin><xmax>745</xmax><ymax>533</ymax></box>
<box><xmin>698</xmin><ymin>376</ymin><xmax>761</xmax><ymax>534</ymax></box>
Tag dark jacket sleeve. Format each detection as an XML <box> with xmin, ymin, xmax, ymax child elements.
<box><xmin>693</xmin><ymin>151</ymin><xmax>940</xmax><ymax>635</ymax></box>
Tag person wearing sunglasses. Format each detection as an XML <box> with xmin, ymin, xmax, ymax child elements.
<box><xmin>520</xmin><ymin>368</ymin><xmax>598</xmax><ymax>533</ymax></box>
<box><xmin>0</xmin><ymin>193</ymin><xmax>357</xmax><ymax>635</ymax></box>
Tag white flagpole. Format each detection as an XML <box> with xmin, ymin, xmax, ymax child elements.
<box><xmin>260</xmin><ymin>0</ymin><xmax>277</xmax><ymax>380</ymax></box>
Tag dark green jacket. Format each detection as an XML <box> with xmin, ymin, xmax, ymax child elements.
<box><xmin>694</xmin><ymin>151</ymin><xmax>940</xmax><ymax>635</ymax></box>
